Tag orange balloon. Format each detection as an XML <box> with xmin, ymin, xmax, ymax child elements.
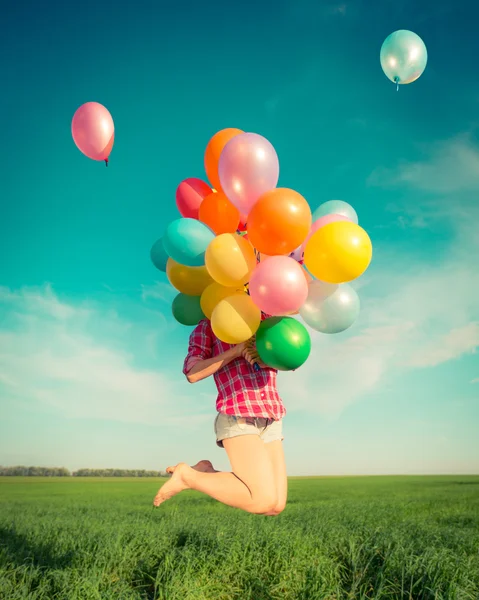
<box><xmin>204</xmin><ymin>128</ymin><xmax>243</xmax><ymax>191</ymax></box>
<box><xmin>247</xmin><ymin>188</ymin><xmax>312</xmax><ymax>255</ymax></box>
<box><xmin>198</xmin><ymin>191</ymin><xmax>240</xmax><ymax>234</ymax></box>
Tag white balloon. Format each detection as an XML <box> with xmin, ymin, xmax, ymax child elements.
<box><xmin>380</xmin><ymin>30</ymin><xmax>428</xmax><ymax>87</ymax></box>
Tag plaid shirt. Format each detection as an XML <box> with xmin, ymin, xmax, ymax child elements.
<box><xmin>183</xmin><ymin>318</ymin><xmax>286</xmax><ymax>420</ymax></box>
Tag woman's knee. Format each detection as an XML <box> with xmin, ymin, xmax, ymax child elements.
<box><xmin>268</xmin><ymin>502</ymin><xmax>286</xmax><ymax>516</ymax></box>
<box><xmin>249</xmin><ymin>492</ymin><xmax>277</xmax><ymax>515</ymax></box>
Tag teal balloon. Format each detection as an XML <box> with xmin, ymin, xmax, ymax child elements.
<box><xmin>312</xmin><ymin>200</ymin><xmax>358</xmax><ymax>225</ymax></box>
<box><xmin>150</xmin><ymin>237</ymin><xmax>168</xmax><ymax>272</ymax></box>
<box><xmin>163</xmin><ymin>218</ymin><xmax>215</xmax><ymax>267</ymax></box>
<box><xmin>256</xmin><ymin>317</ymin><xmax>311</xmax><ymax>371</ymax></box>
<box><xmin>172</xmin><ymin>293</ymin><xmax>205</xmax><ymax>326</ymax></box>
<box><xmin>380</xmin><ymin>30</ymin><xmax>427</xmax><ymax>86</ymax></box>
<box><xmin>299</xmin><ymin>281</ymin><xmax>360</xmax><ymax>334</ymax></box>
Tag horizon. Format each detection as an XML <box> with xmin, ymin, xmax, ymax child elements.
<box><xmin>1</xmin><ymin>0</ymin><xmax>478</xmax><ymax>476</ymax></box>
<box><xmin>2</xmin><ymin>467</ymin><xmax>478</xmax><ymax>477</ymax></box>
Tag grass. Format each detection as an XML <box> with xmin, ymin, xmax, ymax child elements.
<box><xmin>0</xmin><ymin>475</ymin><xmax>478</xmax><ymax>599</ymax></box>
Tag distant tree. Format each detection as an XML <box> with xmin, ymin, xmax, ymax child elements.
<box><xmin>0</xmin><ymin>465</ymin><xmax>167</xmax><ymax>477</ymax></box>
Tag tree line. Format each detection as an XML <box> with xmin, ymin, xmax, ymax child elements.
<box><xmin>0</xmin><ymin>466</ymin><xmax>168</xmax><ymax>477</ymax></box>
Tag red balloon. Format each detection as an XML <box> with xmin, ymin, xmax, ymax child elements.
<box><xmin>176</xmin><ymin>178</ymin><xmax>212</xmax><ymax>219</ymax></box>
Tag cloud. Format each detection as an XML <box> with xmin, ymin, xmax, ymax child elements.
<box><xmin>141</xmin><ymin>281</ymin><xmax>177</xmax><ymax>303</ymax></box>
<box><xmin>0</xmin><ymin>285</ymin><xmax>206</xmax><ymax>428</ymax></box>
<box><xmin>368</xmin><ymin>133</ymin><xmax>479</xmax><ymax>195</ymax></box>
<box><xmin>405</xmin><ymin>323</ymin><xmax>479</xmax><ymax>369</ymax></box>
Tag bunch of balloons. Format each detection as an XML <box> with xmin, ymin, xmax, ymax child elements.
<box><xmin>151</xmin><ymin>129</ymin><xmax>373</xmax><ymax>371</ymax></box>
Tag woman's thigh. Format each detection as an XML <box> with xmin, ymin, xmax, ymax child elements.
<box><xmin>265</xmin><ymin>440</ymin><xmax>287</xmax><ymax>511</ymax></box>
<box><xmin>222</xmin><ymin>435</ymin><xmax>277</xmax><ymax>504</ymax></box>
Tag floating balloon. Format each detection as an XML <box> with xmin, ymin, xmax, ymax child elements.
<box><xmin>380</xmin><ymin>30</ymin><xmax>427</xmax><ymax>89</ymax></box>
<box><xmin>312</xmin><ymin>200</ymin><xmax>358</xmax><ymax>225</ymax></box>
<box><xmin>176</xmin><ymin>178</ymin><xmax>213</xmax><ymax>219</ymax></box>
<box><xmin>71</xmin><ymin>102</ymin><xmax>114</xmax><ymax>165</ymax></box>
<box><xmin>304</xmin><ymin>221</ymin><xmax>372</xmax><ymax>284</ymax></box>
<box><xmin>163</xmin><ymin>218</ymin><xmax>215</xmax><ymax>267</ymax></box>
<box><xmin>211</xmin><ymin>293</ymin><xmax>261</xmax><ymax>344</ymax></box>
<box><xmin>249</xmin><ymin>256</ymin><xmax>308</xmax><ymax>316</ymax></box>
<box><xmin>150</xmin><ymin>237</ymin><xmax>168</xmax><ymax>272</ymax></box>
<box><xmin>204</xmin><ymin>128</ymin><xmax>243</xmax><ymax>191</ymax></box>
<box><xmin>172</xmin><ymin>294</ymin><xmax>206</xmax><ymax>326</ymax></box>
<box><xmin>218</xmin><ymin>133</ymin><xmax>279</xmax><ymax>217</ymax></box>
<box><xmin>166</xmin><ymin>259</ymin><xmax>213</xmax><ymax>296</ymax></box>
<box><xmin>200</xmin><ymin>282</ymin><xmax>244</xmax><ymax>319</ymax></box>
<box><xmin>205</xmin><ymin>233</ymin><xmax>257</xmax><ymax>287</ymax></box>
<box><xmin>256</xmin><ymin>317</ymin><xmax>311</xmax><ymax>371</ymax></box>
<box><xmin>299</xmin><ymin>281</ymin><xmax>360</xmax><ymax>334</ymax></box>
<box><xmin>198</xmin><ymin>191</ymin><xmax>240</xmax><ymax>235</ymax></box>
<box><xmin>247</xmin><ymin>188</ymin><xmax>312</xmax><ymax>255</ymax></box>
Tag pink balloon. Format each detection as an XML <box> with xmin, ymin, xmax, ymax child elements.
<box><xmin>249</xmin><ymin>256</ymin><xmax>308</xmax><ymax>316</ymax></box>
<box><xmin>71</xmin><ymin>102</ymin><xmax>114</xmax><ymax>164</ymax></box>
<box><xmin>218</xmin><ymin>132</ymin><xmax>279</xmax><ymax>217</ymax></box>
<box><xmin>176</xmin><ymin>178</ymin><xmax>212</xmax><ymax>219</ymax></box>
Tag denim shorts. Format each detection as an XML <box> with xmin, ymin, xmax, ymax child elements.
<box><xmin>214</xmin><ymin>412</ymin><xmax>284</xmax><ymax>448</ymax></box>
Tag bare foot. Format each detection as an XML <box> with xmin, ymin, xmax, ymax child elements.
<box><xmin>153</xmin><ymin>463</ymin><xmax>191</xmax><ymax>507</ymax></box>
<box><xmin>166</xmin><ymin>459</ymin><xmax>217</xmax><ymax>474</ymax></box>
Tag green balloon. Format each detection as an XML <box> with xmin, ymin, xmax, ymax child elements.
<box><xmin>172</xmin><ymin>294</ymin><xmax>205</xmax><ymax>326</ymax></box>
<box><xmin>256</xmin><ymin>317</ymin><xmax>311</xmax><ymax>371</ymax></box>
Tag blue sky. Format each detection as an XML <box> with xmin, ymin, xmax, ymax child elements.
<box><xmin>0</xmin><ymin>0</ymin><xmax>478</xmax><ymax>475</ymax></box>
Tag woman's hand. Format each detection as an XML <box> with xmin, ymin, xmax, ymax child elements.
<box><xmin>238</xmin><ymin>337</ymin><xmax>267</xmax><ymax>368</ymax></box>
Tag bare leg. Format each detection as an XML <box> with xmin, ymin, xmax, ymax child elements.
<box><xmin>262</xmin><ymin>441</ymin><xmax>287</xmax><ymax>516</ymax></box>
<box><xmin>153</xmin><ymin>435</ymin><xmax>277</xmax><ymax>514</ymax></box>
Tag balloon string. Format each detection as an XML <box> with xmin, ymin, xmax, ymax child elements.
<box><xmin>395</xmin><ymin>76</ymin><xmax>399</xmax><ymax>92</ymax></box>
<box><xmin>105</xmin><ymin>158</ymin><xmax>109</xmax><ymax>167</ymax></box>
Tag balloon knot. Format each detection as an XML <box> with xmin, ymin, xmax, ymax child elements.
<box><xmin>105</xmin><ymin>158</ymin><xmax>109</xmax><ymax>167</ymax></box>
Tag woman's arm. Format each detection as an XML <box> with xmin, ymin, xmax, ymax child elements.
<box><xmin>186</xmin><ymin>343</ymin><xmax>246</xmax><ymax>383</ymax></box>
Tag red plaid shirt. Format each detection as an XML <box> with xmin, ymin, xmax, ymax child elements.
<box><xmin>183</xmin><ymin>318</ymin><xmax>286</xmax><ymax>420</ymax></box>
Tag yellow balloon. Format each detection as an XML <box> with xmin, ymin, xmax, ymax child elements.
<box><xmin>205</xmin><ymin>233</ymin><xmax>257</xmax><ymax>287</ymax></box>
<box><xmin>200</xmin><ymin>282</ymin><xmax>244</xmax><ymax>319</ymax></box>
<box><xmin>304</xmin><ymin>221</ymin><xmax>372</xmax><ymax>284</ymax></box>
<box><xmin>166</xmin><ymin>259</ymin><xmax>213</xmax><ymax>296</ymax></box>
<box><xmin>211</xmin><ymin>293</ymin><xmax>261</xmax><ymax>344</ymax></box>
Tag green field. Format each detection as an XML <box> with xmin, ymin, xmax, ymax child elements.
<box><xmin>0</xmin><ymin>476</ymin><xmax>478</xmax><ymax>599</ymax></box>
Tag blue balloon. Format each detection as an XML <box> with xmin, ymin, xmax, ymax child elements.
<box><xmin>380</xmin><ymin>30</ymin><xmax>427</xmax><ymax>88</ymax></box>
<box><xmin>163</xmin><ymin>218</ymin><xmax>215</xmax><ymax>267</ymax></box>
<box><xmin>299</xmin><ymin>281</ymin><xmax>360</xmax><ymax>334</ymax></box>
<box><xmin>150</xmin><ymin>237</ymin><xmax>168</xmax><ymax>272</ymax></box>
<box><xmin>312</xmin><ymin>200</ymin><xmax>358</xmax><ymax>225</ymax></box>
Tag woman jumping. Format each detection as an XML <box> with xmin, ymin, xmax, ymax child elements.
<box><xmin>153</xmin><ymin>316</ymin><xmax>287</xmax><ymax>516</ymax></box>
